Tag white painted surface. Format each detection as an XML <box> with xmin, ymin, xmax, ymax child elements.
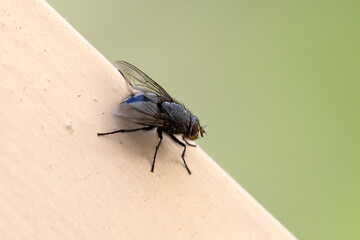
<box><xmin>0</xmin><ymin>0</ymin><xmax>296</xmax><ymax>239</ymax></box>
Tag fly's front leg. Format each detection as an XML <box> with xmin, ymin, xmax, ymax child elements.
<box><xmin>182</xmin><ymin>136</ymin><xmax>196</xmax><ymax>147</ymax></box>
<box><xmin>169</xmin><ymin>134</ymin><xmax>191</xmax><ymax>174</ymax></box>
<box><xmin>151</xmin><ymin>128</ymin><xmax>163</xmax><ymax>172</ymax></box>
<box><xmin>97</xmin><ymin>126</ymin><xmax>154</xmax><ymax>136</ymax></box>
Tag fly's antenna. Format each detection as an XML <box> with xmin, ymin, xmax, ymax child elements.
<box><xmin>202</xmin><ymin>124</ymin><xmax>208</xmax><ymax>136</ymax></box>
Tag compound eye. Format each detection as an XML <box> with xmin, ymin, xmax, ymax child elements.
<box><xmin>189</xmin><ymin>122</ymin><xmax>199</xmax><ymax>140</ymax></box>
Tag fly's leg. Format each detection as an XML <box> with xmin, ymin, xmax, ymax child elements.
<box><xmin>151</xmin><ymin>128</ymin><xmax>163</xmax><ymax>172</ymax></box>
<box><xmin>169</xmin><ymin>134</ymin><xmax>192</xmax><ymax>174</ymax></box>
<box><xmin>182</xmin><ymin>136</ymin><xmax>196</xmax><ymax>147</ymax></box>
<box><xmin>97</xmin><ymin>126</ymin><xmax>154</xmax><ymax>136</ymax></box>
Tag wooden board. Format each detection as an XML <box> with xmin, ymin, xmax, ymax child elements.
<box><xmin>0</xmin><ymin>0</ymin><xmax>296</xmax><ymax>239</ymax></box>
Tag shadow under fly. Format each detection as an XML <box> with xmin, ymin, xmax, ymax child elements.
<box><xmin>97</xmin><ymin>61</ymin><xmax>205</xmax><ymax>174</ymax></box>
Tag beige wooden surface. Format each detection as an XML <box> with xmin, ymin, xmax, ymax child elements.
<box><xmin>0</xmin><ymin>0</ymin><xmax>296</xmax><ymax>239</ymax></box>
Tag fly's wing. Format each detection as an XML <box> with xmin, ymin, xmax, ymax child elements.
<box><xmin>113</xmin><ymin>61</ymin><xmax>174</xmax><ymax>102</ymax></box>
<box><xmin>114</xmin><ymin>93</ymin><xmax>165</xmax><ymax>127</ymax></box>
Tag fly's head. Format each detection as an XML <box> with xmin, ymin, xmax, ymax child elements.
<box><xmin>186</xmin><ymin>116</ymin><xmax>205</xmax><ymax>140</ymax></box>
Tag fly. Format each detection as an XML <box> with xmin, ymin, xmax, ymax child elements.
<box><xmin>97</xmin><ymin>61</ymin><xmax>205</xmax><ymax>174</ymax></box>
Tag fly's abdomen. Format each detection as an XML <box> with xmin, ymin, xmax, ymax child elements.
<box><xmin>114</xmin><ymin>93</ymin><xmax>164</xmax><ymax>127</ymax></box>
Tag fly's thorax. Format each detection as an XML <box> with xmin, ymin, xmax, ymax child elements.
<box><xmin>160</xmin><ymin>102</ymin><xmax>191</xmax><ymax>134</ymax></box>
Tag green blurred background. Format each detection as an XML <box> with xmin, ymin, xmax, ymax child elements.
<box><xmin>46</xmin><ymin>0</ymin><xmax>360</xmax><ymax>239</ymax></box>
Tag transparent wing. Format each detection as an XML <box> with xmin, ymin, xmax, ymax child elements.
<box><xmin>114</xmin><ymin>61</ymin><xmax>173</xmax><ymax>102</ymax></box>
<box><xmin>115</xmin><ymin>93</ymin><xmax>165</xmax><ymax>127</ymax></box>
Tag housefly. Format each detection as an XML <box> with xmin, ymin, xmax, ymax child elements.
<box><xmin>97</xmin><ymin>61</ymin><xmax>205</xmax><ymax>174</ymax></box>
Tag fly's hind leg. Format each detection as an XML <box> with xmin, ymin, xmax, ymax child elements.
<box><xmin>97</xmin><ymin>126</ymin><xmax>154</xmax><ymax>136</ymax></box>
<box><xmin>170</xmin><ymin>134</ymin><xmax>191</xmax><ymax>174</ymax></box>
<box><xmin>151</xmin><ymin>128</ymin><xmax>163</xmax><ymax>172</ymax></box>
